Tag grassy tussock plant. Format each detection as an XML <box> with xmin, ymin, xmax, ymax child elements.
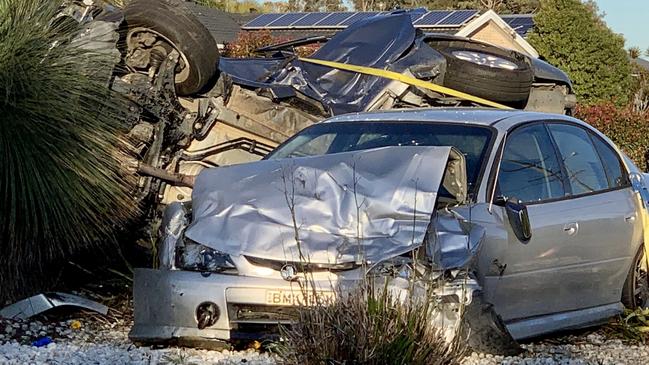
<box><xmin>0</xmin><ymin>0</ymin><xmax>136</xmax><ymax>301</ymax></box>
<box><xmin>274</xmin><ymin>283</ymin><xmax>465</xmax><ymax>365</ymax></box>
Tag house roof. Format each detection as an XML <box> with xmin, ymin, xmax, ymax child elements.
<box><xmin>184</xmin><ymin>1</ymin><xmax>242</xmax><ymax>44</ymax></box>
<box><xmin>236</xmin><ymin>10</ymin><xmax>539</xmax><ymax>54</ymax></box>
<box><xmin>185</xmin><ymin>5</ymin><xmax>539</xmax><ymax>51</ymax></box>
<box><xmin>633</xmin><ymin>57</ymin><xmax>649</xmax><ymax>72</ymax></box>
<box><xmin>456</xmin><ymin>10</ymin><xmax>538</xmax><ymax>57</ymax></box>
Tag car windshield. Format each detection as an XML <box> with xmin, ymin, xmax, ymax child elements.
<box><xmin>267</xmin><ymin>121</ymin><xmax>494</xmax><ymax>193</ymax></box>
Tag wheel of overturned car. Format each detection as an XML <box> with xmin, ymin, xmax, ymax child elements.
<box><xmin>122</xmin><ymin>0</ymin><xmax>219</xmax><ymax>95</ymax></box>
<box><xmin>622</xmin><ymin>246</ymin><xmax>649</xmax><ymax>309</ymax></box>
<box><xmin>433</xmin><ymin>41</ymin><xmax>533</xmax><ymax>107</ymax></box>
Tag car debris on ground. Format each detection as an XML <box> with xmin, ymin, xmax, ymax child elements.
<box><xmin>0</xmin><ymin>293</ymin><xmax>108</xmax><ymax>321</ymax></box>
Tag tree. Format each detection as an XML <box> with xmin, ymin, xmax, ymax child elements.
<box><xmin>629</xmin><ymin>46</ymin><xmax>641</xmax><ymax>59</ymax></box>
<box><xmin>528</xmin><ymin>0</ymin><xmax>631</xmax><ymax>104</ymax></box>
<box><xmin>197</xmin><ymin>0</ymin><xmax>265</xmax><ymax>12</ymax></box>
<box><xmin>287</xmin><ymin>0</ymin><xmax>347</xmax><ymax>11</ymax></box>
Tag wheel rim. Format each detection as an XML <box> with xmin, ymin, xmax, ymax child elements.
<box><xmin>125</xmin><ymin>27</ymin><xmax>191</xmax><ymax>84</ymax></box>
<box><xmin>633</xmin><ymin>250</ymin><xmax>649</xmax><ymax>308</ymax></box>
<box><xmin>451</xmin><ymin>50</ymin><xmax>519</xmax><ymax>71</ymax></box>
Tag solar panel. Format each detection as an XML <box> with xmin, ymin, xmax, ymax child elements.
<box><xmin>437</xmin><ymin>10</ymin><xmax>478</xmax><ymax>26</ymax></box>
<box><xmin>413</xmin><ymin>11</ymin><xmax>453</xmax><ymax>26</ymax></box>
<box><xmin>339</xmin><ymin>12</ymin><xmax>379</xmax><ymax>26</ymax></box>
<box><xmin>503</xmin><ymin>16</ymin><xmax>535</xmax><ymax>36</ymax></box>
<box><xmin>409</xmin><ymin>12</ymin><xmax>427</xmax><ymax>23</ymax></box>
<box><xmin>243</xmin><ymin>13</ymin><xmax>284</xmax><ymax>28</ymax></box>
<box><xmin>314</xmin><ymin>12</ymin><xmax>355</xmax><ymax>27</ymax></box>
<box><xmin>267</xmin><ymin>13</ymin><xmax>308</xmax><ymax>27</ymax></box>
<box><xmin>291</xmin><ymin>12</ymin><xmax>329</xmax><ymax>27</ymax></box>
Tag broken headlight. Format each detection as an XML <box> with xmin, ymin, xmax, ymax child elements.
<box><xmin>177</xmin><ymin>240</ymin><xmax>237</xmax><ymax>274</ymax></box>
<box><xmin>368</xmin><ymin>256</ymin><xmax>416</xmax><ymax>280</ymax></box>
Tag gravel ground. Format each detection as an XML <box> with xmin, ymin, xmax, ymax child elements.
<box><xmin>0</xmin><ymin>307</ymin><xmax>648</xmax><ymax>364</ymax></box>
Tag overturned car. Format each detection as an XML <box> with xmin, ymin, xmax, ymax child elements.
<box><xmin>131</xmin><ymin>108</ymin><xmax>649</xmax><ymax>351</ymax></box>
<box><xmin>66</xmin><ymin>0</ymin><xmax>576</xmax><ymax>214</ymax></box>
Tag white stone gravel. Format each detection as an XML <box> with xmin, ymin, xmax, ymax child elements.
<box><xmin>0</xmin><ymin>318</ymin><xmax>277</xmax><ymax>365</ymax></box>
<box><xmin>1</xmin><ymin>321</ymin><xmax>648</xmax><ymax>364</ymax></box>
<box><xmin>0</xmin><ymin>338</ymin><xmax>276</xmax><ymax>365</ymax></box>
<box><xmin>461</xmin><ymin>333</ymin><xmax>649</xmax><ymax>365</ymax></box>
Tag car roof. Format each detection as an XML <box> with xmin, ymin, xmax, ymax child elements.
<box><xmin>322</xmin><ymin>108</ymin><xmax>578</xmax><ymax>132</ymax></box>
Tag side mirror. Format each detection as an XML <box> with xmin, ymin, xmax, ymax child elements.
<box><xmin>496</xmin><ymin>197</ymin><xmax>532</xmax><ymax>242</ymax></box>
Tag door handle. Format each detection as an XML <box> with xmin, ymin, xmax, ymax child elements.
<box><xmin>625</xmin><ymin>214</ymin><xmax>637</xmax><ymax>223</ymax></box>
<box><xmin>563</xmin><ymin>222</ymin><xmax>578</xmax><ymax>236</ymax></box>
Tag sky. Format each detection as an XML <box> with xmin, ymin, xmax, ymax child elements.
<box><xmin>595</xmin><ymin>0</ymin><xmax>649</xmax><ymax>59</ymax></box>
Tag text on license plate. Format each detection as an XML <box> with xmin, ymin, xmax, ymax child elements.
<box><xmin>265</xmin><ymin>290</ymin><xmax>335</xmax><ymax>306</ymax></box>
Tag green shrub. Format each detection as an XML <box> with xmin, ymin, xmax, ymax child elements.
<box><xmin>576</xmin><ymin>103</ymin><xmax>649</xmax><ymax>170</ymax></box>
<box><xmin>607</xmin><ymin>308</ymin><xmax>649</xmax><ymax>343</ymax></box>
<box><xmin>273</xmin><ymin>284</ymin><xmax>465</xmax><ymax>365</ymax></box>
<box><xmin>223</xmin><ymin>30</ymin><xmax>319</xmax><ymax>58</ymax></box>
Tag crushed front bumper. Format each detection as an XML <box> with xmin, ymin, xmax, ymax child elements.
<box><xmin>129</xmin><ymin>268</ymin><xmax>356</xmax><ymax>343</ymax></box>
<box><xmin>130</xmin><ymin>267</ymin><xmax>520</xmax><ymax>354</ymax></box>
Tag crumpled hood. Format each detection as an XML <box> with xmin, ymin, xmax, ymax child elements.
<box><xmin>185</xmin><ymin>146</ymin><xmax>463</xmax><ymax>264</ymax></box>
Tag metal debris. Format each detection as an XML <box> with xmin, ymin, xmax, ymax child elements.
<box><xmin>0</xmin><ymin>293</ymin><xmax>108</xmax><ymax>320</ymax></box>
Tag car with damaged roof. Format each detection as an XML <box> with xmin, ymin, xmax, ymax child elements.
<box><xmin>130</xmin><ymin>108</ymin><xmax>649</xmax><ymax>352</ymax></box>
<box><xmin>66</xmin><ymin>0</ymin><xmax>576</xmax><ymax>217</ymax></box>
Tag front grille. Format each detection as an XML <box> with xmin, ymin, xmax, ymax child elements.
<box><xmin>228</xmin><ymin>304</ymin><xmax>298</xmax><ymax>341</ymax></box>
<box><xmin>228</xmin><ymin>304</ymin><xmax>298</xmax><ymax>324</ymax></box>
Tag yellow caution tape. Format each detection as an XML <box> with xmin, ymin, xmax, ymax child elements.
<box><xmin>299</xmin><ymin>57</ymin><xmax>514</xmax><ymax>110</ymax></box>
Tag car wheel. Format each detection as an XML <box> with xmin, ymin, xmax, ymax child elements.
<box><xmin>432</xmin><ymin>41</ymin><xmax>534</xmax><ymax>107</ymax></box>
<box><xmin>122</xmin><ymin>0</ymin><xmax>219</xmax><ymax>95</ymax></box>
<box><xmin>622</xmin><ymin>246</ymin><xmax>649</xmax><ymax>309</ymax></box>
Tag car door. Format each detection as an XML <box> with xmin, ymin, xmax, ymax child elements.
<box><xmin>544</xmin><ymin>123</ymin><xmax>641</xmax><ymax>308</ymax></box>
<box><xmin>486</xmin><ymin>122</ymin><xmax>640</xmax><ymax>322</ymax></box>
<box><xmin>487</xmin><ymin>122</ymin><xmax>579</xmax><ymax>320</ymax></box>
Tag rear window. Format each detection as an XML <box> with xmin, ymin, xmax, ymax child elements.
<box><xmin>267</xmin><ymin>121</ymin><xmax>494</xmax><ymax>194</ymax></box>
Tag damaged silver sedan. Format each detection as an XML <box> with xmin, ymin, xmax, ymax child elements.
<box><xmin>131</xmin><ymin>108</ymin><xmax>649</xmax><ymax>351</ymax></box>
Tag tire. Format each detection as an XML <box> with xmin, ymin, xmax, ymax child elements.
<box><xmin>432</xmin><ymin>41</ymin><xmax>534</xmax><ymax>107</ymax></box>
<box><xmin>622</xmin><ymin>246</ymin><xmax>649</xmax><ymax>309</ymax></box>
<box><xmin>123</xmin><ymin>0</ymin><xmax>219</xmax><ymax>95</ymax></box>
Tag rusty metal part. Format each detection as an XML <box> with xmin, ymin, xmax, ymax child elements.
<box><xmin>138</xmin><ymin>163</ymin><xmax>195</xmax><ymax>188</ymax></box>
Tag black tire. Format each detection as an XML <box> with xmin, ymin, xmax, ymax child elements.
<box><xmin>432</xmin><ymin>41</ymin><xmax>533</xmax><ymax>107</ymax></box>
<box><xmin>622</xmin><ymin>246</ymin><xmax>649</xmax><ymax>309</ymax></box>
<box><xmin>123</xmin><ymin>0</ymin><xmax>219</xmax><ymax>95</ymax></box>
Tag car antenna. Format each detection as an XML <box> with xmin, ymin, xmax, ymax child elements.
<box><xmin>488</xmin><ymin>131</ymin><xmax>507</xmax><ymax>214</ymax></box>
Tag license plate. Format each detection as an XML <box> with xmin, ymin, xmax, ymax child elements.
<box><xmin>265</xmin><ymin>289</ymin><xmax>335</xmax><ymax>306</ymax></box>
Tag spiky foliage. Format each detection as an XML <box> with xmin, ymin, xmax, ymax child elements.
<box><xmin>0</xmin><ymin>0</ymin><xmax>136</xmax><ymax>301</ymax></box>
<box><xmin>273</xmin><ymin>284</ymin><xmax>465</xmax><ymax>365</ymax></box>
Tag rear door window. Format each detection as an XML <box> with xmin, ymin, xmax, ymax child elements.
<box><xmin>498</xmin><ymin>123</ymin><xmax>566</xmax><ymax>203</ymax></box>
<box><xmin>590</xmin><ymin>135</ymin><xmax>629</xmax><ymax>188</ymax></box>
<box><xmin>547</xmin><ymin>124</ymin><xmax>609</xmax><ymax>195</ymax></box>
